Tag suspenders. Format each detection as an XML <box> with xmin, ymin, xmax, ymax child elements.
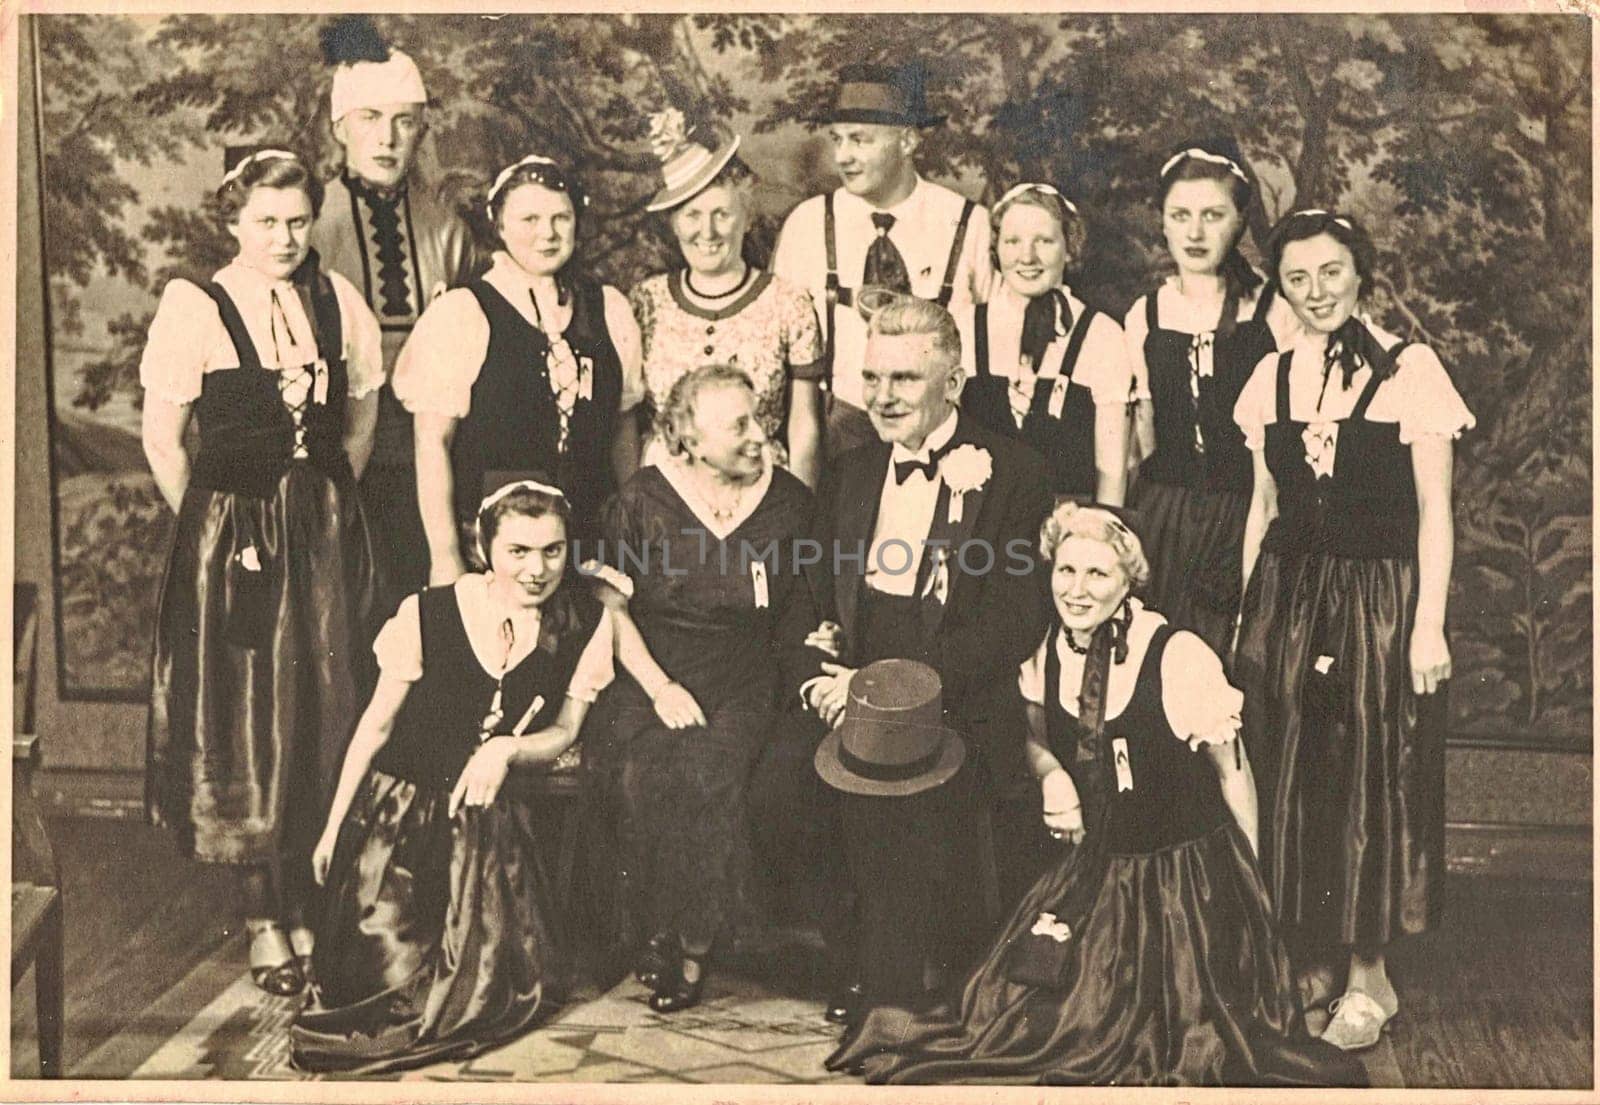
<box><xmin>973</xmin><ymin>302</ymin><xmax>1099</xmax><ymax>390</ymax></box>
<box><xmin>821</xmin><ymin>192</ymin><xmax>976</xmax><ymax>391</ymax></box>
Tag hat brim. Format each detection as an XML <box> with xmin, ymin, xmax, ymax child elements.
<box><xmin>645</xmin><ymin>135</ymin><xmax>742</xmax><ymax>213</ymax></box>
<box><xmin>813</xmin><ymin>725</ymin><xmax>966</xmax><ymax>797</ymax></box>
<box><xmin>812</xmin><ymin>108</ymin><xmax>945</xmax><ymax>129</ymax></box>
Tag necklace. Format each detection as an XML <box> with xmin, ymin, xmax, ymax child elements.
<box><xmin>1064</xmin><ymin>629</ymin><xmax>1092</xmax><ymax>655</ymax></box>
<box><xmin>684</xmin><ymin>463</ymin><xmax>752</xmax><ymax>525</ymax></box>
<box><xmin>683</xmin><ymin>264</ymin><xmax>752</xmax><ymax>302</ymax></box>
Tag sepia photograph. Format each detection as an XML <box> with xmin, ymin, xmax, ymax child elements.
<box><xmin>4</xmin><ymin>3</ymin><xmax>1593</xmax><ymax>1096</ymax></box>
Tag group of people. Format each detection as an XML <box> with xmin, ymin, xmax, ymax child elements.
<box><xmin>138</xmin><ymin>19</ymin><xmax>1473</xmax><ymax>1085</ymax></box>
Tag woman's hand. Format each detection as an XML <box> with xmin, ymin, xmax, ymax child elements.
<box><xmin>1041</xmin><ymin>768</ymin><xmax>1086</xmax><ymax>845</ymax></box>
<box><xmin>449</xmin><ymin>737</ymin><xmax>516</xmax><ymax>818</ymax></box>
<box><xmin>430</xmin><ymin>550</ymin><xmax>469</xmax><ymax>588</ymax></box>
<box><xmin>804</xmin><ymin>620</ymin><xmax>845</xmax><ymax>659</ymax></box>
<box><xmin>652</xmin><ymin>681</ymin><xmax>707</xmax><ymax>730</ymax></box>
<box><xmin>311</xmin><ymin>829</ymin><xmax>338</xmax><ymax>886</ymax></box>
<box><xmin>1410</xmin><ymin>624</ymin><xmax>1451</xmax><ymax>695</ymax></box>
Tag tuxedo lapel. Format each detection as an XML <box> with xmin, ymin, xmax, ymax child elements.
<box><xmin>834</xmin><ymin>441</ymin><xmax>891</xmax><ymax>659</ymax></box>
<box><xmin>915</xmin><ymin>414</ymin><xmax>992</xmax><ymax>635</ymax></box>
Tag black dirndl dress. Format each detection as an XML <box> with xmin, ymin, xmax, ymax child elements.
<box><xmin>827</xmin><ymin>620</ymin><xmax>1364</xmax><ymax>1086</ymax></box>
<box><xmin>962</xmin><ymin>299</ymin><xmax>1103</xmax><ymax>500</ymax></box>
<box><xmin>145</xmin><ymin>266</ymin><xmax>377</xmax><ymax>914</ymax></box>
<box><xmin>1234</xmin><ymin>348</ymin><xmax>1447</xmax><ymax>949</ymax></box>
<box><xmin>290</xmin><ymin>581</ymin><xmax>602</xmax><ymax>1075</ymax></box>
<box><xmin>1130</xmin><ymin>288</ymin><xmax>1277</xmax><ymax>653</ymax></box>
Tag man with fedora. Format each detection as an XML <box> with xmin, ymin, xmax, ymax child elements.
<box><xmin>310</xmin><ymin>16</ymin><xmax>479</xmax><ymax>601</ymax></box>
<box><xmin>773</xmin><ymin>61</ymin><xmax>993</xmax><ymax>460</ymax></box>
<box><xmin>752</xmin><ymin>295</ymin><xmax>1049</xmax><ymax>1022</ymax></box>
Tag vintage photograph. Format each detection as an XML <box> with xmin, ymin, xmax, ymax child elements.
<box><xmin>7</xmin><ymin>5</ymin><xmax>1592</xmax><ymax>1094</ymax></box>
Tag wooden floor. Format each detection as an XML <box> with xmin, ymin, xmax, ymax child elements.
<box><xmin>10</xmin><ymin>815</ymin><xmax>1595</xmax><ymax>1087</ymax></box>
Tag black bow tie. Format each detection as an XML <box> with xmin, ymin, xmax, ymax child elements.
<box><xmin>893</xmin><ymin>440</ymin><xmax>954</xmax><ymax>485</ymax></box>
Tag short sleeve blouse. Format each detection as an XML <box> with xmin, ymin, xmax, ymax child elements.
<box><xmin>958</xmin><ymin>282</ymin><xmax>1132</xmax><ymax>406</ymax></box>
<box><xmin>139</xmin><ymin>262</ymin><xmax>384</xmax><ymax>406</ymax></box>
<box><xmin>1018</xmin><ymin>602</ymin><xmax>1242</xmax><ymax>747</ymax></box>
<box><xmin>1232</xmin><ymin>316</ymin><xmax>1476</xmax><ymax>450</ymax></box>
<box><xmin>392</xmin><ymin>251</ymin><xmax>644</xmax><ymax>420</ymax></box>
<box><xmin>373</xmin><ymin>576</ymin><xmax>616</xmax><ymax>703</ymax></box>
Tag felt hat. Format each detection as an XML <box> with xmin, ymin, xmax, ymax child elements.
<box><xmin>818</xmin><ymin>62</ymin><xmax>945</xmax><ymax>128</ymax></box>
<box><xmin>814</xmin><ymin>659</ymin><xmax>965</xmax><ymax>797</ymax></box>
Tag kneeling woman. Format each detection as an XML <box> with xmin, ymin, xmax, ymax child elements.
<box><xmin>828</xmin><ymin>503</ymin><xmax>1362</xmax><ymax>1087</ymax></box>
<box><xmin>290</xmin><ymin>481</ymin><xmax>614</xmax><ymax>1075</ymax></box>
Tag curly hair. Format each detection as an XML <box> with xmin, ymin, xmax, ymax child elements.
<box><xmin>217</xmin><ymin>151</ymin><xmax>323</xmax><ymax>223</ymax></box>
<box><xmin>655</xmin><ymin>362</ymin><xmax>757</xmax><ymax>459</ymax></box>
<box><xmin>991</xmin><ymin>185</ymin><xmax>1087</xmax><ymax>269</ymax></box>
<box><xmin>1038</xmin><ymin>501</ymin><xmax>1151</xmax><ymax>594</ymax></box>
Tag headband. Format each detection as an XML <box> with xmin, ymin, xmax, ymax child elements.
<box><xmin>1160</xmin><ymin>147</ymin><xmax>1249</xmax><ymax>185</ymax></box>
<box><xmin>219</xmin><ymin>149</ymin><xmax>300</xmax><ymax>193</ymax></box>
<box><xmin>486</xmin><ymin>154</ymin><xmax>579</xmax><ymax>209</ymax></box>
<box><xmin>1288</xmin><ymin>207</ymin><xmax>1355</xmax><ymax>230</ymax></box>
<box><xmin>995</xmin><ymin>182</ymin><xmax>1079</xmax><ymax>216</ymax></box>
<box><xmin>478</xmin><ymin>479</ymin><xmax>569</xmax><ymax>517</ymax></box>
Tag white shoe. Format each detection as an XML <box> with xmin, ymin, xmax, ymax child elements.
<box><xmin>1320</xmin><ymin>989</ymin><xmax>1397</xmax><ymax>1051</ymax></box>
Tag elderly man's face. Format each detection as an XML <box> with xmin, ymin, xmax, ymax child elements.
<box><xmin>862</xmin><ymin>330</ymin><xmax>962</xmax><ymax>451</ymax></box>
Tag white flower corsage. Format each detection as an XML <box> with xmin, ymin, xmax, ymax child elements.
<box><xmin>1030</xmin><ymin>912</ymin><xmax>1073</xmax><ymax>943</ymax></box>
<box><xmin>939</xmin><ymin>444</ymin><xmax>993</xmax><ymax>523</ymax></box>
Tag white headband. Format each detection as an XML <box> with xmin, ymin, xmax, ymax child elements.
<box><xmin>1290</xmin><ymin>207</ymin><xmax>1355</xmax><ymax>230</ymax></box>
<box><xmin>219</xmin><ymin>149</ymin><xmax>300</xmax><ymax>192</ymax></box>
<box><xmin>486</xmin><ymin>154</ymin><xmax>563</xmax><ymax>208</ymax></box>
<box><xmin>995</xmin><ymin>182</ymin><xmax>1079</xmax><ymax>216</ymax></box>
<box><xmin>478</xmin><ymin>479</ymin><xmax>569</xmax><ymax>517</ymax></box>
<box><xmin>330</xmin><ymin>49</ymin><xmax>427</xmax><ymax>122</ymax></box>
<box><xmin>1160</xmin><ymin>147</ymin><xmax>1249</xmax><ymax>185</ymax></box>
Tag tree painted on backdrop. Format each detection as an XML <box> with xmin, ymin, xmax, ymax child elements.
<box><xmin>38</xmin><ymin>12</ymin><xmax>1591</xmax><ymax>741</ymax></box>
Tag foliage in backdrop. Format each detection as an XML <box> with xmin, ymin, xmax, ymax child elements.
<box><xmin>37</xmin><ymin>12</ymin><xmax>1591</xmax><ymax>744</ymax></box>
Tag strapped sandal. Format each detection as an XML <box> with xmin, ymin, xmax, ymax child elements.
<box><xmin>1321</xmin><ymin>989</ymin><xmax>1398</xmax><ymax>1051</ymax></box>
<box><xmin>247</xmin><ymin>920</ymin><xmax>305</xmax><ymax>998</ymax></box>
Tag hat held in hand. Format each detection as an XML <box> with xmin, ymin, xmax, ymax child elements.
<box><xmin>814</xmin><ymin>659</ymin><xmax>965</xmax><ymax>797</ymax></box>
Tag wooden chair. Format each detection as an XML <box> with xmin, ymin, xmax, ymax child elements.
<box><xmin>12</xmin><ymin>583</ymin><xmax>64</xmax><ymax>1077</ymax></box>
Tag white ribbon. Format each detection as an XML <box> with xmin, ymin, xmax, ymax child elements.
<box><xmin>219</xmin><ymin>149</ymin><xmax>299</xmax><ymax>192</ymax></box>
<box><xmin>1160</xmin><ymin>147</ymin><xmax>1248</xmax><ymax>184</ymax></box>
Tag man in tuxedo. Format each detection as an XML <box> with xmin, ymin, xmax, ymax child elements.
<box><xmin>752</xmin><ymin>296</ymin><xmax>1051</xmax><ymax>1021</ymax></box>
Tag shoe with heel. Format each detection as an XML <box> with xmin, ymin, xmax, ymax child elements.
<box><xmin>648</xmin><ymin>951</ymin><xmax>707</xmax><ymax>1014</ymax></box>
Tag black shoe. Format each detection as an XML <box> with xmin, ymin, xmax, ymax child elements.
<box><xmin>825</xmin><ymin>981</ymin><xmax>864</xmax><ymax>1025</ymax></box>
<box><xmin>648</xmin><ymin>952</ymin><xmax>707</xmax><ymax>1014</ymax></box>
<box><xmin>635</xmin><ymin>931</ymin><xmax>675</xmax><ymax>989</ymax></box>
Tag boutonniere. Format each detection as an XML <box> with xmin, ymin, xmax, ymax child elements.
<box><xmin>939</xmin><ymin>444</ymin><xmax>992</xmax><ymax>523</ymax></box>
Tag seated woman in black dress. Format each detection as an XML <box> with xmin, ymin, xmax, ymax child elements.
<box><xmin>593</xmin><ymin>363</ymin><xmax>823</xmax><ymax>1013</ymax></box>
<box><xmin>827</xmin><ymin>502</ymin><xmax>1363</xmax><ymax>1086</ymax></box>
<box><xmin>289</xmin><ymin>481</ymin><xmax>614</xmax><ymax>1075</ymax></box>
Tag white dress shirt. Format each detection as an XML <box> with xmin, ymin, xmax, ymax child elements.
<box><xmin>773</xmin><ymin>177</ymin><xmax>992</xmax><ymax>411</ymax></box>
<box><xmin>865</xmin><ymin>408</ymin><xmax>959</xmax><ymax>597</ymax></box>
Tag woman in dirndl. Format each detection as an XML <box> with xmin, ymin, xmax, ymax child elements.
<box><xmin>141</xmin><ymin>148</ymin><xmax>382</xmax><ymax>996</ymax></box>
<box><xmin>826</xmin><ymin>502</ymin><xmax>1364</xmax><ymax>1086</ymax></box>
<box><xmin>1233</xmin><ymin>209</ymin><xmax>1473</xmax><ymax>1051</ymax></box>
<box><xmin>957</xmin><ymin>182</ymin><xmax>1131</xmax><ymax>503</ymax></box>
<box><xmin>1124</xmin><ymin>138</ymin><xmax>1290</xmax><ymax>653</ymax></box>
<box><xmin>290</xmin><ymin>480</ymin><xmax>613</xmax><ymax>1074</ymax></box>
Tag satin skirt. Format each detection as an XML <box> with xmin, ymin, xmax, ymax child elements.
<box><xmin>1235</xmin><ymin>549</ymin><xmax>1446</xmax><ymax>948</ymax></box>
<box><xmin>1128</xmin><ymin>477</ymin><xmax>1249</xmax><ymax>656</ymax></box>
<box><xmin>146</xmin><ymin>464</ymin><xmax>376</xmax><ymax>898</ymax></box>
<box><xmin>827</xmin><ymin>822</ymin><xmax>1364</xmax><ymax>1086</ymax></box>
<box><xmin>290</xmin><ymin>769</ymin><xmax>568</xmax><ymax>1076</ymax></box>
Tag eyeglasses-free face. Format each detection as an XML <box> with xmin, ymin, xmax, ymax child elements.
<box><xmin>1278</xmin><ymin>232</ymin><xmax>1362</xmax><ymax>335</ymax></box>
<box><xmin>1161</xmin><ymin>177</ymin><xmax>1242</xmax><ymax>279</ymax></box>
<box><xmin>497</xmin><ymin>183</ymin><xmax>577</xmax><ymax>278</ymax></box>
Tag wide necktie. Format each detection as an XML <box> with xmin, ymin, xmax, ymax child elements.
<box><xmin>863</xmin><ymin>212</ymin><xmax>912</xmax><ymax>296</ymax></box>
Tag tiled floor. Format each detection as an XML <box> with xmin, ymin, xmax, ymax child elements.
<box><xmin>122</xmin><ymin>962</ymin><xmax>856</xmax><ymax>1084</ymax></box>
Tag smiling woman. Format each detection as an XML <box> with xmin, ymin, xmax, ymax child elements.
<box><xmin>630</xmin><ymin>110</ymin><xmax>825</xmax><ymax>487</ymax></box>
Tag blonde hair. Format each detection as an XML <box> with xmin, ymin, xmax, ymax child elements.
<box><xmin>1038</xmin><ymin>502</ymin><xmax>1150</xmax><ymax>593</ymax></box>
<box><xmin>656</xmin><ymin>363</ymin><xmax>756</xmax><ymax>459</ymax></box>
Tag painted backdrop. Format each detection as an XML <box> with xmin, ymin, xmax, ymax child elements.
<box><xmin>34</xmin><ymin>12</ymin><xmax>1591</xmax><ymax>747</ymax></box>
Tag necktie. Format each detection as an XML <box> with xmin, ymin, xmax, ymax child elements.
<box><xmin>863</xmin><ymin>212</ymin><xmax>912</xmax><ymax>296</ymax></box>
